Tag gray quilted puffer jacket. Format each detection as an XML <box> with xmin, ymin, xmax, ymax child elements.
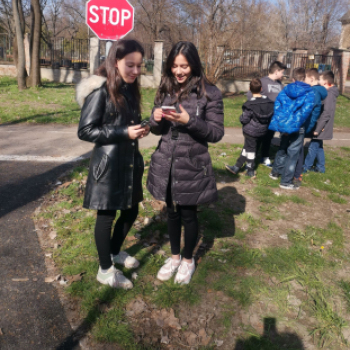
<box><xmin>147</xmin><ymin>84</ymin><xmax>224</xmax><ymax>206</ymax></box>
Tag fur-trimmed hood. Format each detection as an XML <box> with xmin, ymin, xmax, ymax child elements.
<box><xmin>76</xmin><ymin>75</ymin><xmax>107</xmax><ymax>108</ymax></box>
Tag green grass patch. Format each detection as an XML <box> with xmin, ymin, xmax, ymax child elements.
<box><xmin>3</xmin><ymin>77</ymin><xmax>350</xmax><ymax>131</ymax></box>
<box><xmin>0</xmin><ymin>77</ymin><xmax>244</xmax><ymax>127</ymax></box>
<box><xmin>36</xmin><ymin>142</ymin><xmax>350</xmax><ymax>348</ymax></box>
<box><xmin>328</xmin><ymin>193</ymin><xmax>348</xmax><ymax>204</ymax></box>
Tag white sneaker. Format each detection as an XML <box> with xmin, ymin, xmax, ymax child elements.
<box><xmin>96</xmin><ymin>266</ymin><xmax>133</xmax><ymax>289</ymax></box>
<box><xmin>261</xmin><ymin>157</ymin><xmax>272</xmax><ymax>167</ymax></box>
<box><xmin>174</xmin><ymin>259</ymin><xmax>195</xmax><ymax>285</ymax></box>
<box><xmin>111</xmin><ymin>251</ymin><xmax>140</xmax><ymax>269</ymax></box>
<box><xmin>157</xmin><ymin>257</ymin><xmax>181</xmax><ymax>281</ymax></box>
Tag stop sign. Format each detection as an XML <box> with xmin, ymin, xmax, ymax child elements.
<box><xmin>86</xmin><ymin>0</ymin><xmax>134</xmax><ymax>40</ymax></box>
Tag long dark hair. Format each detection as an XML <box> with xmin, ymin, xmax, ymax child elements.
<box><xmin>155</xmin><ymin>41</ymin><xmax>213</xmax><ymax>105</ymax></box>
<box><xmin>96</xmin><ymin>39</ymin><xmax>144</xmax><ymax>112</ymax></box>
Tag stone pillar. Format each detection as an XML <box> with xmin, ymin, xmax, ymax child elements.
<box><xmin>24</xmin><ymin>33</ymin><xmax>30</xmax><ymax>75</ymax></box>
<box><xmin>153</xmin><ymin>40</ymin><xmax>164</xmax><ymax>88</ymax></box>
<box><xmin>90</xmin><ymin>37</ymin><xmax>100</xmax><ymax>75</ymax></box>
<box><xmin>333</xmin><ymin>49</ymin><xmax>350</xmax><ymax>94</ymax></box>
<box><xmin>339</xmin><ymin>11</ymin><xmax>350</xmax><ymax>50</ymax></box>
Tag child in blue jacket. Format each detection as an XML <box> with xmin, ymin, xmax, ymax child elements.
<box><xmin>269</xmin><ymin>68</ymin><xmax>315</xmax><ymax>190</ymax></box>
<box><xmin>293</xmin><ymin>68</ymin><xmax>327</xmax><ymax>187</ymax></box>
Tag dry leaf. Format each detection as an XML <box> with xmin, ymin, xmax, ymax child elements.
<box><xmin>184</xmin><ymin>331</ymin><xmax>198</xmax><ymax>346</ymax></box>
<box><xmin>126</xmin><ymin>298</ymin><xmax>147</xmax><ymax>317</ymax></box>
<box><xmin>45</xmin><ymin>276</ymin><xmax>56</xmax><ymax>283</ymax></box>
<box><xmin>67</xmin><ymin>272</ymin><xmax>85</xmax><ymax>283</ymax></box>
<box><xmin>61</xmin><ymin>181</ymin><xmax>73</xmax><ymax>188</ymax></box>
<box><xmin>12</xmin><ymin>278</ymin><xmax>29</xmax><ymax>282</ymax></box>
<box><xmin>45</xmin><ymin>274</ymin><xmax>60</xmax><ymax>283</ymax></box>
<box><xmin>0</xmin><ymin>328</ymin><xmax>3</xmax><ymax>336</ymax></box>
<box><xmin>165</xmin><ymin>309</ymin><xmax>181</xmax><ymax>330</ymax></box>
<box><xmin>160</xmin><ymin>335</ymin><xmax>170</xmax><ymax>344</ymax></box>
<box><xmin>149</xmin><ymin>238</ymin><xmax>158</xmax><ymax>245</ymax></box>
<box><xmin>151</xmin><ymin>200</ymin><xmax>165</xmax><ymax>211</ymax></box>
<box><xmin>198</xmin><ymin>328</ymin><xmax>211</xmax><ymax>346</ymax></box>
<box><xmin>152</xmin><ymin>310</ymin><xmax>164</xmax><ymax>327</ymax></box>
<box><xmin>214</xmin><ymin>339</ymin><xmax>224</xmax><ymax>347</ymax></box>
<box><xmin>197</xmin><ymin>257</ymin><xmax>202</xmax><ymax>264</ymax></box>
<box><xmin>125</xmin><ymin>235</ymin><xmax>136</xmax><ymax>241</ymax></box>
<box><xmin>49</xmin><ymin>231</ymin><xmax>57</xmax><ymax>240</ymax></box>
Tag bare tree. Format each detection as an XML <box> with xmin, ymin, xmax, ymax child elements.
<box><xmin>27</xmin><ymin>0</ymin><xmax>41</xmax><ymax>86</ymax></box>
<box><xmin>11</xmin><ymin>0</ymin><xmax>26</xmax><ymax>89</ymax></box>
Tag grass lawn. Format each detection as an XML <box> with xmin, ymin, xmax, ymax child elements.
<box><xmin>2</xmin><ymin>76</ymin><xmax>349</xmax><ymax>129</ymax></box>
<box><xmin>35</xmin><ymin>143</ymin><xmax>350</xmax><ymax>349</ymax></box>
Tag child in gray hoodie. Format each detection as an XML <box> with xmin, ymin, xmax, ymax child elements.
<box><xmin>303</xmin><ymin>71</ymin><xmax>339</xmax><ymax>173</ymax></box>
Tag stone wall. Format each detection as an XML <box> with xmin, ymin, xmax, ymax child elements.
<box><xmin>0</xmin><ymin>65</ymin><xmax>17</xmax><ymax>77</ymax></box>
<box><xmin>216</xmin><ymin>79</ymin><xmax>250</xmax><ymax>94</ymax></box>
<box><xmin>1</xmin><ymin>65</ymin><xmax>160</xmax><ymax>88</ymax></box>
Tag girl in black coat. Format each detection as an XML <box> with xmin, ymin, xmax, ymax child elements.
<box><xmin>147</xmin><ymin>41</ymin><xmax>224</xmax><ymax>284</ymax></box>
<box><xmin>77</xmin><ymin>40</ymin><xmax>149</xmax><ymax>289</ymax></box>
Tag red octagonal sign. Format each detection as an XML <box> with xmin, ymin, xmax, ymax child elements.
<box><xmin>86</xmin><ymin>0</ymin><xmax>134</xmax><ymax>40</ymax></box>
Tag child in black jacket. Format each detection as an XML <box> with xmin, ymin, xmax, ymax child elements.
<box><xmin>226</xmin><ymin>78</ymin><xmax>274</xmax><ymax>177</ymax></box>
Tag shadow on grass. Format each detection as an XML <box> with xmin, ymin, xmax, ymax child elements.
<box><xmin>54</xmin><ymin>166</ymin><xmax>246</xmax><ymax>349</ymax></box>
<box><xmin>0</xmin><ymin>109</ymin><xmax>80</xmax><ymax>126</ymax></box>
<box><xmin>234</xmin><ymin>318</ymin><xmax>305</xmax><ymax>350</ymax></box>
<box><xmin>55</xmin><ymin>289</ymin><xmax>126</xmax><ymax>350</ymax></box>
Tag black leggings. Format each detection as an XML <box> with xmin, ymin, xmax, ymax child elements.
<box><xmin>166</xmin><ymin>183</ymin><xmax>198</xmax><ymax>260</ymax></box>
<box><xmin>95</xmin><ymin>205</ymin><xmax>139</xmax><ymax>269</ymax></box>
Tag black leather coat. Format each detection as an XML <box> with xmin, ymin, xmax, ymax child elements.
<box><xmin>77</xmin><ymin>76</ymin><xmax>144</xmax><ymax>210</ymax></box>
<box><xmin>147</xmin><ymin>84</ymin><xmax>224</xmax><ymax>206</ymax></box>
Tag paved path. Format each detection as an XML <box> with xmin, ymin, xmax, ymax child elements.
<box><xmin>0</xmin><ymin>161</ymin><xmax>79</xmax><ymax>349</ymax></box>
<box><xmin>1</xmin><ymin>124</ymin><xmax>349</xmax><ymax>161</ymax></box>
<box><xmin>1</xmin><ymin>123</ymin><xmax>349</xmax><ymax>349</ymax></box>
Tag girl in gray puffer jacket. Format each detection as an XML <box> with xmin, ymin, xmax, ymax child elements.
<box><xmin>226</xmin><ymin>78</ymin><xmax>274</xmax><ymax>177</ymax></box>
<box><xmin>147</xmin><ymin>41</ymin><xmax>224</xmax><ymax>285</ymax></box>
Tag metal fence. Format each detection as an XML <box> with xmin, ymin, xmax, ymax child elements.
<box><xmin>220</xmin><ymin>50</ymin><xmax>341</xmax><ymax>83</ymax></box>
<box><xmin>220</xmin><ymin>50</ymin><xmax>279</xmax><ymax>78</ymax></box>
<box><xmin>40</xmin><ymin>38</ymin><xmax>89</xmax><ymax>69</ymax></box>
<box><xmin>0</xmin><ymin>34</ymin><xmax>13</xmax><ymax>63</ymax></box>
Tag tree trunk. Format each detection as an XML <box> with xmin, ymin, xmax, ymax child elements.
<box><xmin>27</xmin><ymin>0</ymin><xmax>41</xmax><ymax>87</ymax></box>
<box><xmin>12</xmin><ymin>0</ymin><xmax>26</xmax><ymax>90</ymax></box>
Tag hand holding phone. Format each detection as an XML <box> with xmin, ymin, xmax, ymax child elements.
<box><xmin>140</xmin><ymin>120</ymin><xmax>150</xmax><ymax>128</ymax></box>
<box><xmin>161</xmin><ymin>106</ymin><xmax>176</xmax><ymax>112</ymax></box>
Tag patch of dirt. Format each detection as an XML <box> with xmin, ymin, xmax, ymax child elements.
<box><xmin>33</xmin><ymin>168</ymin><xmax>350</xmax><ymax>349</ymax></box>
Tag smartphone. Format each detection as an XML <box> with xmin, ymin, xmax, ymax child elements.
<box><xmin>161</xmin><ymin>106</ymin><xmax>176</xmax><ymax>111</ymax></box>
<box><xmin>141</xmin><ymin>120</ymin><xmax>150</xmax><ymax>128</ymax></box>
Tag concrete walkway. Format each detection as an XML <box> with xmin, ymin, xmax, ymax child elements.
<box><xmin>0</xmin><ymin>124</ymin><xmax>349</xmax><ymax>161</ymax></box>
